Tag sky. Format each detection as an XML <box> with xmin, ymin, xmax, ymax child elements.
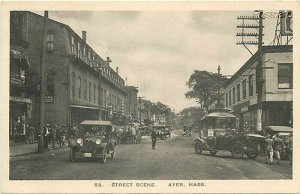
<box><xmin>38</xmin><ymin>11</ymin><xmax>278</xmax><ymax>112</ymax></box>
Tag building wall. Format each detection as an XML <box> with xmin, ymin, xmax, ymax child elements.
<box><xmin>124</xmin><ymin>86</ymin><xmax>138</xmax><ymax>118</ymax></box>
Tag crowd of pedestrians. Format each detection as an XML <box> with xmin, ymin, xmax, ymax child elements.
<box><xmin>42</xmin><ymin>124</ymin><xmax>68</xmax><ymax>149</ymax></box>
<box><xmin>264</xmin><ymin>133</ymin><xmax>293</xmax><ymax>165</ymax></box>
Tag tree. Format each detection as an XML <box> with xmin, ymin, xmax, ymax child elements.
<box><xmin>178</xmin><ymin>107</ymin><xmax>206</xmax><ymax>129</ymax></box>
<box><xmin>185</xmin><ymin>70</ymin><xmax>228</xmax><ymax>111</ymax></box>
<box><xmin>151</xmin><ymin>102</ymin><xmax>171</xmax><ymax>123</ymax></box>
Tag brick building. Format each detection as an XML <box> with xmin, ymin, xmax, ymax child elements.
<box><xmin>124</xmin><ymin>86</ymin><xmax>139</xmax><ymax>122</ymax></box>
<box><xmin>221</xmin><ymin>45</ymin><xmax>293</xmax><ymax>131</ymax></box>
<box><xmin>10</xmin><ymin>11</ymin><xmax>127</xmax><ymax>132</ymax></box>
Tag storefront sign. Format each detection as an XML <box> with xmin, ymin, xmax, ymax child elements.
<box><xmin>44</xmin><ymin>96</ymin><xmax>54</xmax><ymax>103</ymax></box>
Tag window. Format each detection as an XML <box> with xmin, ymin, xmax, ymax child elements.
<box><xmin>249</xmin><ymin>74</ymin><xmax>253</xmax><ymax>96</ymax></box>
<box><xmin>83</xmin><ymin>79</ymin><xmax>87</xmax><ymax>100</ymax></box>
<box><xmin>83</xmin><ymin>46</ymin><xmax>86</xmax><ymax>56</ymax></box>
<box><xmin>71</xmin><ymin>36</ymin><xmax>75</xmax><ymax>54</ymax></box>
<box><xmin>78</xmin><ymin>76</ymin><xmax>81</xmax><ymax>99</ymax></box>
<box><xmin>93</xmin><ymin>84</ymin><xmax>96</xmax><ymax>103</ymax></box>
<box><xmin>77</xmin><ymin>42</ymin><xmax>81</xmax><ymax>58</ymax></box>
<box><xmin>46</xmin><ymin>71</ymin><xmax>54</xmax><ymax>96</ymax></box>
<box><xmin>242</xmin><ymin>79</ymin><xmax>247</xmax><ymax>99</ymax></box>
<box><xmin>237</xmin><ymin>83</ymin><xmax>240</xmax><ymax>102</ymax></box>
<box><xmin>278</xmin><ymin>63</ymin><xmax>293</xmax><ymax>89</ymax></box>
<box><xmin>233</xmin><ymin>87</ymin><xmax>236</xmax><ymax>104</ymax></box>
<box><xmin>226</xmin><ymin>93</ymin><xmax>228</xmax><ymax>107</ymax></box>
<box><xmin>71</xmin><ymin>72</ymin><xmax>75</xmax><ymax>98</ymax></box>
<box><xmin>229</xmin><ymin>90</ymin><xmax>232</xmax><ymax>106</ymax></box>
<box><xmin>89</xmin><ymin>82</ymin><xmax>91</xmax><ymax>102</ymax></box>
<box><xmin>46</xmin><ymin>32</ymin><xmax>54</xmax><ymax>52</ymax></box>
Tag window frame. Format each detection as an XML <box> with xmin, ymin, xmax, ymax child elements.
<box><xmin>278</xmin><ymin>63</ymin><xmax>293</xmax><ymax>89</ymax></box>
<box><xmin>46</xmin><ymin>32</ymin><xmax>54</xmax><ymax>52</ymax></box>
<box><xmin>249</xmin><ymin>74</ymin><xmax>254</xmax><ymax>97</ymax></box>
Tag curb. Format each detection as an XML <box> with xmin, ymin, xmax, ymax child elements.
<box><xmin>10</xmin><ymin>145</ymin><xmax>68</xmax><ymax>157</ymax></box>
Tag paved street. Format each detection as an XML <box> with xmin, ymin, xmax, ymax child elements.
<box><xmin>10</xmin><ymin>129</ymin><xmax>292</xmax><ymax>180</ymax></box>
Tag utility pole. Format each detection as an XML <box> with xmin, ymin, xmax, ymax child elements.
<box><xmin>138</xmin><ymin>96</ymin><xmax>145</xmax><ymax>125</ymax></box>
<box><xmin>217</xmin><ymin>65</ymin><xmax>221</xmax><ymax>108</ymax></box>
<box><xmin>236</xmin><ymin>11</ymin><xmax>264</xmax><ymax>131</ymax></box>
<box><xmin>38</xmin><ymin>11</ymin><xmax>48</xmax><ymax>152</ymax></box>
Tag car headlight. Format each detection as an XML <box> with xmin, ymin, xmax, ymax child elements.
<box><xmin>96</xmin><ymin>139</ymin><xmax>101</xmax><ymax>145</ymax></box>
<box><xmin>76</xmin><ymin>138</ymin><xmax>83</xmax><ymax>144</ymax></box>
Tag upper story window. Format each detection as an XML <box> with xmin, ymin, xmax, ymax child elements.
<box><xmin>278</xmin><ymin>63</ymin><xmax>293</xmax><ymax>89</ymax></box>
<box><xmin>89</xmin><ymin>81</ymin><xmax>91</xmax><ymax>102</ymax></box>
<box><xmin>249</xmin><ymin>74</ymin><xmax>254</xmax><ymax>96</ymax></box>
<box><xmin>237</xmin><ymin>83</ymin><xmax>240</xmax><ymax>102</ymax></box>
<box><xmin>71</xmin><ymin>36</ymin><xmax>75</xmax><ymax>54</ymax></box>
<box><xmin>229</xmin><ymin>90</ymin><xmax>232</xmax><ymax>106</ymax></box>
<box><xmin>83</xmin><ymin>46</ymin><xmax>86</xmax><ymax>57</ymax></box>
<box><xmin>77</xmin><ymin>42</ymin><xmax>81</xmax><ymax>58</ymax></box>
<box><xmin>232</xmin><ymin>87</ymin><xmax>236</xmax><ymax>104</ymax></box>
<box><xmin>46</xmin><ymin>32</ymin><xmax>54</xmax><ymax>52</ymax></box>
<box><xmin>83</xmin><ymin>79</ymin><xmax>87</xmax><ymax>100</ymax></box>
<box><xmin>225</xmin><ymin>93</ymin><xmax>228</xmax><ymax>107</ymax></box>
<box><xmin>242</xmin><ymin>79</ymin><xmax>247</xmax><ymax>99</ymax></box>
<box><xmin>71</xmin><ymin>72</ymin><xmax>75</xmax><ymax>98</ymax></box>
<box><xmin>46</xmin><ymin>70</ymin><xmax>55</xmax><ymax>96</ymax></box>
<box><xmin>78</xmin><ymin>76</ymin><xmax>81</xmax><ymax>99</ymax></box>
<box><xmin>94</xmin><ymin>84</ymin><xmax>97</xmax><ymax>103</ymax></box>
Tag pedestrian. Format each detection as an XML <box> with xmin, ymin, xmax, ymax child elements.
<box><xmin>58</xmin><ymin>126</ymin><xmax>66</xmax><ymax>147</ymax></box>
<box><xmin>43</xmin><ymin>124</ymin><xmax>51</xmax><ymax>149</ymax></box>
<box><xmin>273</xmin><ymin>133</ymin><xmax>285</xmax><ymax>165</ymax></box>
<box><xmin>288</xmin><ymin>133</ymin><xmax>293</xmax><ymax>165</ymax></box>
<box><xmin>151</xmin><ymin>128</ymin><xmax>157</xmax><ymax>149</ymax></box>
<box><xmin>51</xmin><ymin>125</ymin><xmax>57</xmax><ymax>149</ymax></box>
<box><xmin>264</xmin><ymin>134</ymin><xmax>274</xmax><ymax>165</ymax></box>
<box><xmin>27</xmin><ymin>124</ymin><xmax>35</xmax><ymax>144</ymax></box>
<box><xmin>25</xmin><ymin>125</ymin><xmax>30</xmax><ymax>144</ymax></box>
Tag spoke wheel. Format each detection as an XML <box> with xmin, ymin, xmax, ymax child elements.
<box><xmin>231</xmin><ymin>144</ymin><xmax>244</xmax><ymax>159</ymax></box>
<box><xmin>194</xmin><ymin>141</ymin><xmax>203</xmax><ymax>154</ymax></box>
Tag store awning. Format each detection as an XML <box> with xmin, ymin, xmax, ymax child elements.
<box><xmin>265</xmin><ymin>126</ymin><xmax>293</xmax><ymax>132</ymax></box>
<box><xmin>81</xmin><ymin>120</ymin><xmax>112</xmax><ymax>126</ymax></box>
<box><xmin>70</xmin><ymin>104</ymin><xmax>99</xmax><ymax>110</ymax></box>
<box><xmin>10</xmin><ymin>96</ymin><xmax>32</xmax><ymax>104</ymax></box>
<box><xmin>201</xmin><ymin>112</ymin><xmax>236</xmax><ymax>120</ymax></box>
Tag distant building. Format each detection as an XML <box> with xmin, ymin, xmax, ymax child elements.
<box><xmin>221</xmin><ymin>45</ymin><xmax>293</xmax><ymax>131</ymax></box>
<box><xmin>138</xmin><ymin>99</ymin><xmax>153</xmax><ymax>125</ymax></box>
<box><xmin>124</xmin><ymin>86</ymin><xmax>138</xmax><ymax>122</ymax></box>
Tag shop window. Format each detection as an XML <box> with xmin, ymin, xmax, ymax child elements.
<box><xmin>46</xmin><ymin>32</ymin><xmax>54</xmax><ymax>52</ymax></box>
<box><xmin>242</xmin><ymin>79</ymin><xmax>247</xmax><ymax>99</ymax></box>
<box><xmin>71</xmin><ymin>72</ymin><xmax>75</xmax><ymax>98</ymax></box>
<box><xmin>278</xmin><ymin>63</ymin><xmax>293</xmax><ymax>89</ymax></box>
<box><xmin>78</xmin><ymin>76</ymin><xmax>81</xmax><ymax>99</ymax></box>
<box><xmin>237</xmin><ymin>83</ymin><xmax>240</xmax><ymax>102</ymax></box>
<box><xmin>249</xmin><ymin>75</ymin><xmax>253</xmax><ymax>96</ymax></box>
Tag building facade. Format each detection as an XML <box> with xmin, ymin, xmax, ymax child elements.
<box><xmin>222</xmin><ymin>45</ymin><xmax>293</xmax><ymax>132</ymax></box>
<box><xmin>124</xmin><ymin>86</ymin><xmax>139</xmax><ymax>122</ymax></box>
<box><xmin>10</xmin><ymin>11</ymin><xmax>127</xmax><ymax>133</ymax></box>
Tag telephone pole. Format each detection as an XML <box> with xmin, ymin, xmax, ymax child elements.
<box><xmin>38</xmin><ymin>11</ymin><xmax>48</xmax><ymax>152</ymax></box>
<box><xmin>138</xmin><ymin>96</ymin><xmax>145</xmax><ymax>125</ymax></box>
<box><xmin>236</xmin><ymin>11</ymin><xmax>264</xmax><ymax>131</ymax></box>
<box><xmin>217</xmin><ymin>65</ymin><xmax>221</xmax><ymax>108</ymax></box>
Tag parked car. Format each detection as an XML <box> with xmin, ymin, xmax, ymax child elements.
<box><xmin>264</xmin><ymin>126</ymin><xmax>293</xmax><ymax>159</ymax></box>
<box><xmin>183</xmin><ymin>126</ymin><xmax>192</xmax><ymax>136</ymax></box>
<box><xmin>69</xmin><ymin>120</ymin><xmax>117</xmax><ymax>163</ymax></box>
<box><xmin>194</xmin><ymin>109</ymin><xmax>265</xmax><ymax>159</ymax></box>
<box><xmin>163</xmin><ymin>125</ymin><xmax>172</xmax><ymax>138</ymax></box>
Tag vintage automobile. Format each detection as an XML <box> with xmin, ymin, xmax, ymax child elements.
<box><xmin>69</xmin><ymin>120</ymin><xmax>116</xmax><ymax>163</ymax></box>
<box><xmin>153</xmin><ymin>124</ymin><xmax>166</xmax><ymax>140</ymax></box>
<box><xmin>139</xmin><ymin>126</ymin><xmax>151</xmax><ymax>136</ymax></box>
<box><xmin>264</xmin><ymin>125</ymin><xmax>293</xmax><ymax>159</ymax></box>
<box><xmin>194</xmin><ymin>109</ymin><xmax>265</xmax><ymax>159</ymax></box>
<box><xmin>164</xmin><ymin>125</ymin><xmax>172</xmax><ymax>138</ymax></box>
<box><xmin>182</xmin><ymin>125</ymin><xmax>192</xmax><ymax>136</ymax></box>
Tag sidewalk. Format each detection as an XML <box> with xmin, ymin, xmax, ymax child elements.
<box><xmin>10</xmin><ymin>142</ymin><xmax>68</xmax><ymax>157</ymax></box>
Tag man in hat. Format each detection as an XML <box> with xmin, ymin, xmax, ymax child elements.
<box><xmin>264</xmin><ymin>134</ymin><xmax>274</xmax><ymax>165</ymax></box>
<box><xmin>151</xmin><ymin>127</ymin><xmax>157</xmax><ymax>149</ymax></box>
<box><xmin>273</xmin><ymin>133</ymin><xmax>285</xmax><ymax>165</ymax></box>
<box><xmin>43</xmin><ymin>124</ymin><xmax>51</xmax><ymax>149</ymax></box>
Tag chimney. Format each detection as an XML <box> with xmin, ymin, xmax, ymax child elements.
<box><xmin>82</xmin><ymin>31</ymin><xmax>87</xmax><ymax>42</ymax></box>
<box><xmin>44</xmin><ymin>11</ymin><xmax>49</xmax><ymax>18</ymax></box>
<box><xmin>116</xmin><ymin>67</ymin><xmax>119</xmax><ymax>74</ymax></box>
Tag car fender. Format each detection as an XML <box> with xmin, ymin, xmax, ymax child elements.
<box><xmin>194</xmin><ymin>138</ymin><xmax>205</xmax><ymax>146</ymax></box>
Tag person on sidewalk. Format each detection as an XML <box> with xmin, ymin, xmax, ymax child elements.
<box><xmin>43</xmin><ymin>124</ymin><xmax>51</xmax><ymax>149</ymax></box>
<box><xmin>288</xmin><ymin>133</ymin><xmax>293</xmax><ymax>165</ymax></box>
<box><xmin>58</xmin><ymin>126</ymin><xmax>66</xmax><ymax>147</ymax></box>
<box><xmin>51</xmin><ymin>125</ymin><xmax>57</xmax><ymax>149</ymax></box>
<box><xmin>273</xmin><ymin>133</ymin><xmax>285</xmax><ymax>165</ymax></box>
<box><xmin>151</xmin><ymin>128</ymin><xmax>157</xmax><ymax>149</ymax></box>
<box><xmin>27</xmin><ymin>124</ymin><xmax>35</xmax><ymax>144</ymax></box>
<box><xmin>264</xmin><ymin>134</ymin><xmax>274</xmax><ymax>165</ymax></box>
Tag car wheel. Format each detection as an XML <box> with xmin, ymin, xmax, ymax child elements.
<box><xmin>210</xmin><ymin>150</ymin><xmax>217</xmax><ymax>156</ymax></box>
<box><xmin>194</xmin><ymin>141</ymin><xmax>203</xmax><ymax>154</ymax></box>
<box><xmin>70</xmin><ymin>148</ymin><xmax>76</xmax><ymax>162</ymax></box>
<box><xmin>245</xmin><ymin>146</ymin><xmax>259</xmax><ymax>159</ymax></box>
<box><xmin>231</xmin><ymin>144</ymin><xmax>244</xmax><ymax>159</ymax></box>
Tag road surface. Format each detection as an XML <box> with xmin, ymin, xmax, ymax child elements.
<box><xmin>10</xmin><ymin>129</ymin><xmax>292</xmax><ymax>180</ymax></box>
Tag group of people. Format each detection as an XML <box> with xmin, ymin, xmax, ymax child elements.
<box><xmin>43</xmin><ymin>124</ymin><xmax>67</xmax><ymax>149</ymax></box>
<box><xmin>264</xmin><ymin>133</ymin><xmax>293</xmax><ymax>165</ymax></box>
<box><xmin>25</xmin><ymin>124</ymin><xmax>35</xmax><ymax>144</ymax></box>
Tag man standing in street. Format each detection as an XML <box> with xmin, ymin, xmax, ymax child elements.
<box><xmin>43</xmin><ymin>124</ymin><xmax>51</xmax><ymax>149</ymax></box>
<box><xmin>264</xmin><ymin>134</ymin><xmax>274</xmax><ymax>165</ymax></box>
<box><xmin>151</xmin><ymin>128</ymin><xmax>157</xmax><ymax>149</ymax></box>
<box><xmin>273</xmin><ymin>133</ymin><xmax>285</xmax><ymax>165</ymax></box>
